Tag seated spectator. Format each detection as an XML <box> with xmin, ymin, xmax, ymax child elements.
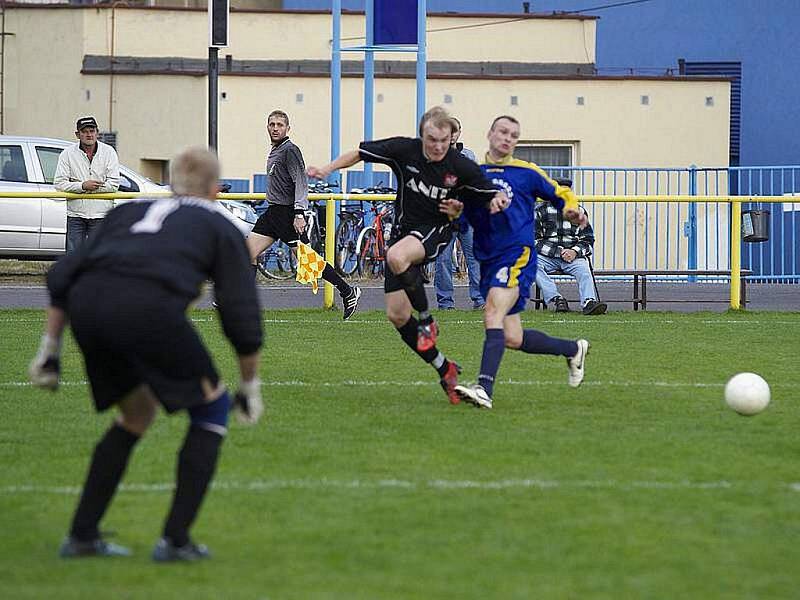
<box><xmin>534</xmin><ymin>193</ymin><xmax>607</xmax><ymax>315</ymax></box>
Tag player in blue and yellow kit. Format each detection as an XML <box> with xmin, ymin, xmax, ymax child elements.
<box><xmin>446</xmin><ymin>116</ymin><xmax>590</xmax><ymax>409</ymax></box>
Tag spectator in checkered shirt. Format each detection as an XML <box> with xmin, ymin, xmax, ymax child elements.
<box><xmin>534</xmin><ymin>189</ymin><xmax>607</xmax><ymax>315</ymax></box>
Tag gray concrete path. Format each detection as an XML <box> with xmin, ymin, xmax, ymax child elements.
<box><xmin>0</xmin><ymin>281</ymin><xmax>797</xmax><ymax>312</ymax></box>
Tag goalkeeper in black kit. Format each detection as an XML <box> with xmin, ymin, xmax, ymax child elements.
<box><xmin>28</xmin><ymin>147</ymin><xmax>264</xmax><ymax>562</ymax></box>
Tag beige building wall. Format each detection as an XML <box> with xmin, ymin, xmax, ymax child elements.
<box><xmin>78</xmin><ymin>9</ymin><xmax>595</xmax><ymax>63</ymax></box>
<box><xmin>217</xmin><ymin>76</ymin><xmax>729</xmax><ymax>180</ymax></box>
<box><xmin>2</xmin><ymin>4</ymin><xmax>728</xmax><ymax>231</ymax></box>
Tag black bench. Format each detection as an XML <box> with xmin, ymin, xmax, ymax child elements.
<box><xmin>532</xmin><ymin>269</ymin><xmax>752</xmax><ymax>311</ymax></box>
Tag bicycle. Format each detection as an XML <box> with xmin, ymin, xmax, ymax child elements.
<box><xmin>305</xmin><ymin>180</ymin><xmax>338</xmax><ymax>254</ymax></box>
<box><xmin>356</xmin><ymin>200</ymin><xmax>395</xmax><ymax>279</ymax></box>
<box><xmin>335</xmin><ymin>201</ymin><xmax>365</xmax><ymax>276</ymax></box>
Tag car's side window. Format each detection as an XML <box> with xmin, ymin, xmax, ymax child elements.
<box><xmin>0</xmin><ymin>145</ymin><xmax>29</xmax><ymax>183</ymax></box>
<box><xmin>119</xmin><ymin>172</ymin><xmax>140</xmax><ymax>193</ymax></box>
<box><xmin>36</xmin><ymin>147</ymin><xmax>63</xmax><ymax>184</ymax></box>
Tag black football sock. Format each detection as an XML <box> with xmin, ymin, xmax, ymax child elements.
<box><xmin>321</xmin><ymin>263</ymin><xmax>352</xmax><ymax>296</ymax></box>
<box><xmin>519</xmin><ymin>329</ymin><xmax>578</xmax><ymax>357</ymax></box>
<box><xmin>396</xmin><ymin>267</ymin><xmax>430</xmax><ymax>315</ymax></box>
<box><xmin>477</xmin><ymin>328</ymin><xmax>506</xmax><ymax>397</ymax></box>
<box><xmin>251</xmin><ymin>263</ymin><xmax>258</xmax><ymax>280</ymax></box>
<box><xmin>163</xmin><ymin>426</ymin><xmax>223</xmax><ymax>548</ymax></box>
<box><xmin>69</xmin><ymin>423</ymin><xmax>141</xmax><ymax>542</ymax></box>
<box><xmin>396</xmin><ymin>316</ymin><xmax>447</xmax><ymax>374</ymax></box>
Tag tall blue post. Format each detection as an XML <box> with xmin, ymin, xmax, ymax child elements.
<box><xmin>687</xmin><ymin>164</ymin><xmax>698</xmax><ymax>279</ymax></box>
<box><xmin>416</xmin><ymin>0</ymin><xmax>427</xmax><ymax>127</ymax></box>
<box><xmin>364</xmin><ymin>0</ymin><xmax>375</xmax><ymax>185</ymax></box>
<box><xmin>331</xmin><ymin>0</ymin><xmax>341</xmax><ymax>167</ymax></box>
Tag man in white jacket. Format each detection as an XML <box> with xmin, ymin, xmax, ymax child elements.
<box><xmin>54</xmin><ymin>116</ymin><xmax>120</xmax><ymax>252</ymax></box>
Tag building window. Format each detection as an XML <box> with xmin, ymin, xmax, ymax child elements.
<box><xmin>513</xmin><ymin>143</ymin><xmax>573</xmax><ymax>167</ymax></box>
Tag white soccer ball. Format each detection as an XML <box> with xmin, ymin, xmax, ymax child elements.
<box><xmin>724</xmin><ymin>372</ymin><xmax>771</xmax><ymax>416</ymax></box>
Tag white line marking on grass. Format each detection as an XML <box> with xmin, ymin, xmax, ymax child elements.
<box><xmin>2</xmin><ymin>478</ymin><xmax>790</xmax><ymax>496</ymax></box>
<box><xmin>2</xmin><ymin>316</ymin><xmax>798</xmax><ymax>325</ymax></box>
<box><xmin>3</xmin><ymin>379</ymin><xmax>797</xmax><ymax>389</ymax></box>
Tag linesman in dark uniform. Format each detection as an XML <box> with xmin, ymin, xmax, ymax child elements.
<box><xmin>247</xmin><ymin>109</ymin><xmax>362</xmax><ymax>319</ymax></box>
<box><xmin>29</xmin><ymin>147</ymin><xmax>264</xmax><ymax>562</ymax></box>
<box><xmin>307</xmin><ymin>107</ymin><xmax>507</xmax><ymax>404</ymax></box>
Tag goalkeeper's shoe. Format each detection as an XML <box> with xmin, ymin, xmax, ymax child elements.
<box><xmin>417</xmin><ymin>319</ymin><xmax>438</xmax><ymax>352</ymax></box>
<box><xmin>567</xmin><ymin>339</ymin><xmax>589</xmax><ymax>388</ymax></box>
<box><xmin>454</xmin><ymin>384</ymin><xmax>493</xmax><ymax>409</ymax></box>
<box><xmin>342</xmin><ymin>286</ymin><xmax>362</xmax><ymax>321</ymax></box>
<box><xmin>59</xmin><ymin>536</ymin><xmax>132</xmax><ymax>558</ymax></box>
<box><xmin>29</xmin><ymin>356</ymin><xmax>61</xmax><ymax>390</ymax></box>
<box><xmin>438</xmin><ymin>360</ymin><xmax>462</xmax><ymax>405</ymax></box>
<box><xmin>152</xmin><ymin>538</ymin><xmax>211</xmax><ymax>562</ymax></box>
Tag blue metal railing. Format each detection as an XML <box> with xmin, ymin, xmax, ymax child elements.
<box><xmin>248</xmin><ymin>164</ymin><xmax>799</xmax><ymax>283</ymax></box>
<box><xmin>541</xmin><ymin>165</ymin><xmax>799</xmax><ymax>283</ymax></box>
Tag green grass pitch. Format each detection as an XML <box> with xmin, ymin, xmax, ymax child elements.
<box><xmin>0</xmin><ymin>308</ymin><xmax>798</xmax><ymax>599</ymax></box>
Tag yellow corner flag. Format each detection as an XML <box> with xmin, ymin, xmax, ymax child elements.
<box><xmin>296</xmin><ymin>242</ymin><xmax>326</xmax><ymax>294</ymax></box>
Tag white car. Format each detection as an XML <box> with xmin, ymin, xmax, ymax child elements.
<box><xmin>0</xmin><ymin>135</ymin><xmax>256</xmax><ymax>258</ymax></box>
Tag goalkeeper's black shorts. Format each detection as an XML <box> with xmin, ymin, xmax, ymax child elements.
<box><xmin>68</xmin><ymin>273</ymin><xmax>220</xmax><ymax>413</ymax></box>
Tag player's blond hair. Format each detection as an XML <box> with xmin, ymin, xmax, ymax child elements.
<box><xmin>170</xmin><ymin>146</ymin><xmax>220</xmax><ymax>199</ymax></box>
<box><xmin>418</xmin><ymin>106</ymin><xmax>458</xmax><ymax>137</ymax></box>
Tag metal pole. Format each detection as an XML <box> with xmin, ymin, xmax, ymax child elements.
<box><xmin>208</xmin><ymin>46</ymin><xmax>219</xmax><ymax>152</ymax></box>
<box><xmin>331</xmin><ymin>0</ymin><xmax>341</xmax><ymax>163</ymax></box>
<box><xmin>0</xmin><ymin>1</ymin><xmax>5</xmax><ymax>134</ymax></box>
<box><xmin>687</xmin><ymin>164</ymin><xmax>698</xmax><ymax>280</ymax></box>
<box><xmin>416</xmin><ymin>0</ymin><xmax>427</xmax><ymax>129</ymax></box>
<box><xmin>730</xmin><ymin>200</ymin><xmax>742</xmax><ymax>309</ymax></box>
<box><xmin>325</xmin><ymin>0</ymin><xmax>343</xmax><ymax>310</ymax></box>
<box><xmin>364</xmin><ymin>0</ymin><xmax>375</xmax><ymax>185</ymax></box>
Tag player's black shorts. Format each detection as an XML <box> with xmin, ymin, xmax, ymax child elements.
<box><xmin>68</xmin><ymin>273</ymin><xmax>219</xmax><ymax>414</ymax></box>
<box><xmin>384</xmin><ymin>222</ymin><xmax>454</xmax><ymax>293</ymax></box>
<box><xmin>251</xmin><ymin>203</ymin><xmax>309</xmax><ymax>246</ymax></box>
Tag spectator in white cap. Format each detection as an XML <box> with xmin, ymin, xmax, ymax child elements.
<box><xmin>54</xmin><ymin>116</ymin><xmax>120</xmax><ymax>252</ymax></box>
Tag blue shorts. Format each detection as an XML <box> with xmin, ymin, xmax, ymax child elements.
<box><xmin>479</xmin><ymin>246</ymin><xmax>537</xmax><ymax>315</ymax></box>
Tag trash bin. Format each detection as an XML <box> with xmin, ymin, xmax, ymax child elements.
<box><xmin>742</xmin><ymin>209</ymin><xmax>770</xmax><ymax>242</ymax></box>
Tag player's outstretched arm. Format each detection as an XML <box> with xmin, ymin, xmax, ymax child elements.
<box><xmin>307</xmin><ymin>150</ymin><xmax>362</xmax><ymax>180</ymax></box>
<box><xmin>233</xmin><ymin>351</ymin><xmax>263</xmax><ymax>425</ymax></box>
<box><xmin>29</xmin><ymin>306</ymin><xmax>67</xmax><ymax>390</ymax></box>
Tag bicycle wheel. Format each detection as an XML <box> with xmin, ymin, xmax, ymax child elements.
<box><xmin>256</xmin><ymin>242</ymin><xmax>297</xmax><ymax>280</ymax></box>
<box><xmin>357</xmin><ymin>227</ymin><xmax>382</xmax><ymax>279</ymax></box>
<box><xmin>335</xmin><ymin>217</ymin><xmax>360</xmax><ymax>276</ymax></box>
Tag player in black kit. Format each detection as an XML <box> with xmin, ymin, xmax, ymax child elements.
<box><xmin>28</xmin><ymin>147</ymin><xmax>264</xmax><ymax>562</ymax></box>
<box><xmin>307</xmin><ymin>107</ymin><xmax>506</xmax><ymax>404</ymax></box>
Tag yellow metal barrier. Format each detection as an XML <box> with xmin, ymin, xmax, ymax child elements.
<box><xmin>1</xmin><ymin>192</ymin><xmax>787</xmax><ymax>310</ymax></box>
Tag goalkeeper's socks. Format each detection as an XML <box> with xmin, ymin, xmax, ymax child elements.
<box><xmin>321</xmin><ymin>263</ymin><xmax>351</xmax><ymax>296</ymax></box>
<box><xmin>477</xmin><ymin>328</ymin><xmax>506</xmax><ymax>397</ymax></box>
<box><xmin>70</xmin><ymin>424</ymin><xmax>141</xmax><ymax>542</ymax></box>
<box><xmin>163</xmin><ymin>426</ymin><xmax>223</xmax><ymax>548</ymax></box>
<box><xmin>519</xmin><ymin>329</ymin><xmax>578</xmax><ymax>357</ymax></box>
<box><xmin>396</xmin><ymin>267</ymin><xmax>429</xmax><ymax>313</ymax></box>
<box><xmin>396</xmin><ymin>316</ymin><xmax>440</xmax><ymax>365</ymax></box>
<box><xmin>250</xmin><ymin>263</ymin><xmax>258</xmax><ymax>279</ymax></box>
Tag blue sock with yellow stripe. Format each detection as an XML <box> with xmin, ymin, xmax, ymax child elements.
<box><xmin>520</xmin><ymin>329</ymin><xmax>578</xmax><ymax>357</ymax></box>
<box><xmin>478</xmin><ymin>328</ymin><xmax>506</xmax><ymax>397</ymax></box>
